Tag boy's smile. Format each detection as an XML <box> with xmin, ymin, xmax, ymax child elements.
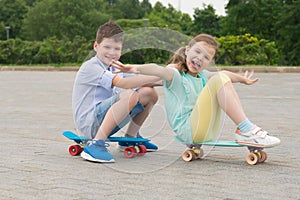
<box><xmin>94</xmin><ymin>38</ymin><xmax>123</xmax><ymax>66</ymax></box>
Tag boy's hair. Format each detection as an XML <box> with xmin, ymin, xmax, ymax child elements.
<box><xmin>168</xmin><ymin>34</ymin><xmax>219</xmax><ymax>74</ymax></box>
<box><xmin>96</xmin><ymin>20</ymin><xmax>124</xmax><ymax>44</ymax></box>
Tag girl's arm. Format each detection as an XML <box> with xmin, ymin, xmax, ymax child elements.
<box><xmin>207</xmin><ymin>70</ymin><xmax>259</xmax><ymax>85</ymax></box>
<box><xmin>112</xmin><ymin>75</ymin><xmax>161</xmax><ymax>89</ymax></box>
<box><xmin>111</xmin><ymin>60</ymin><xmax>174</xmax><ymax>81</ymax></box>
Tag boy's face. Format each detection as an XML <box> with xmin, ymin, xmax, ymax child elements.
<box><xmin>94</xmin><ymin>37</ymin><xmax>123</xmax><ymax>66</ymax></box>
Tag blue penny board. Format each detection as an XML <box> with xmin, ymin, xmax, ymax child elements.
<box><xmin>62</xmin><ymin>131</ymin><xmax>149</xmax><ymax>145</ymax></box>
<box><xmin>197</xmin><ymin>140</ymin><xmax>244</xmax><ymax>147</ymax></box>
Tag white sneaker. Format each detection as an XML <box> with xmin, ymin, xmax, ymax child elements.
<box><xmin>235</xmin><ymin>126</ymin><xmax>280</xmax><ymax>148</ymax></box>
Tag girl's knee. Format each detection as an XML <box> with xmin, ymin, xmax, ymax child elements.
<box><xmin>139</xmin><ymin>87</ymin><xmax>159</xmax><ymax>104</ymax></box>
<box><xmin>210</xmin><ymin>72</ymin><xmax>231</xmax><ymax>85</ymax></box>
<box><xmin>120</xmin><ymin>89</ymin><xmax>139</xmax><ymax>106</ymax></box>
<box><xmin>207</xmin><ymin>72</ymin><xmax>231</xmax><ymax>92</ymax></box>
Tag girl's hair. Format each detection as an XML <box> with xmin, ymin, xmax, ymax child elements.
<box><xmin>168</xmin><ymin>34</ymin><xmax>219</xmax><ymax>73</ymax></box>
<box><xmin>96</xmin><ymin>20</ymin><xmax>124</xmax><ymax>44</ymax></box>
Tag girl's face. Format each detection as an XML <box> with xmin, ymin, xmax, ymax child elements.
<box><xmin>94</xmin><ymin>37</ymin><xmax>122</xmax><ymax>66</ymax></box>
<box><xmin>185</xmin><ymin>41</ymin><xmax>216</xmax><ymax>77</ymax></box>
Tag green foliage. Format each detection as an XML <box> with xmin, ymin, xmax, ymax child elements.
<box><xmin>191</xmin><ymin>4</ymin><xmax>221</xmax><ymax>37</ymax></box>
<box><xmin>0</xmin><ymin>37</ymin><xmax>91</xmax><ymax>64</ymax></box>
<box><xmin>224</xmin><ymin>0</ymin><xmax>299</xmax><ymax>65</ymax></box>
<box><xmin>0</xmin><ymin>0</ymin><xmax>28</xmax><ymax>40</ymax></box>
<box><xmin>145</xmin><ymin>2</ymin><xmax>192</xmax><ymax>35</ymax></box>
<box><xmin>121</xmin><ymin>27</ymin><xmax>190</xmax><ymax>64</ymax></box>
<box><xmin>107</xmin><ymin>0</ymin><xmax>151</xmax><ymax>19</ymax></box>
<box><xmin>217</xmin><ymin>34</ymin><xmax>279</xmax><ymax>65</ymax></box>
<box><xmin>115</xmin><ymin>19</ymin><xmax>146</xmax><ymax>30</ymax></box>
<box><xmin>21</xmin><ymin>0</ymin><xmax>111</xmax><ymax>41</ymax></box>
<box><xmin>275</xmin><ymin>0</ymin><xmax>300</xmax><ymax>66</ymax></box>
<box><xmin>0</xmin><ymin>0</ymin><xmax>299</xmax><ymax>65</ymax></box>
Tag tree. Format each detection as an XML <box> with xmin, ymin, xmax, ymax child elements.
<box><xmin>191</xmin><ymin>4</ymin><xmax>221</xmax><ymax>37</ymax></box>
<box><xmin>106</xmin><ymin>0</ymin><xmax>151</xmax><ymax>19</ymax></box>
<box><xmin>0</xmin><ymin>0</ymin><xmax>28</xmax><ymax>39</ymax></box>
<box><xmin>275</xmin><ymin>0</ymin><xmax>300</xmax><ymax>65</ymax></box>
<box><xmin>145</xmin><ymin>2</ymin><xmax>192</xmax><ymax>35</ymax></box>
<box><xmin>223</xmin><ymin>0</ymin><xmax>282</xmax><ymax>41</ymax></box>
<box><xmin>21</xmin><ymin>0</ymin><xmax>111</xmax><ymax>41</ymax></box>
<box><xmin>223</xmin><ymin>0</ymin><xmax>300</xmax><ymax>65</ymax></box>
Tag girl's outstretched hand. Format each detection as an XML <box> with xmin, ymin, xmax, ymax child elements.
<box><xmin>242</xmin><ymin>70</ymin><xmax>259</xmax><ymax>85</ymax></box>
<box><xmin>110</xmin><ymin>60</ymin><xmax>140</xmax><ymax>74</ymax></box>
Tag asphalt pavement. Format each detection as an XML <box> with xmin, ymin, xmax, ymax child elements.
<box><xmin>0</xmin><ymin>70</ymin><xmax>299</xmax><ymax>200</ymax></box>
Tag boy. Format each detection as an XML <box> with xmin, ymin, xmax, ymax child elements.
<box><xmin>72</xmin><ymin>20</ymin><xmax>161</xmax><ymax>163</ymax></box>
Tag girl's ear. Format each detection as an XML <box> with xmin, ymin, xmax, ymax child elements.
<box><xmin>185</xmin><ymin>46</ymin><xmax>190</xmax><ymax>56</ymax></box>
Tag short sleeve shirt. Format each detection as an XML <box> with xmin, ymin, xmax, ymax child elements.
<box><xmin>163</xmin><ymin>68</ymin><xmax>208</xmax><ymax>143</ymax></box>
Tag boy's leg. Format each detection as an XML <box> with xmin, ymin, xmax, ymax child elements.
<box><xmin>81</xmin><ymin>89</ymin><xmax>139</xmax><ymax>163</ymax></box>
<box><xmin>119</xmin><ymin>87</ymin><xmax>159</xmax><ymax>151</ymax></box>
<box><xmin>126</xmin><ymin>87</ymin><xmax>158</xmax><ymax>136</ymax></box>
<box><xmin>94</xmin><ymin>89</ymin><xmax>139</xmax><ymax>140</ymax></box>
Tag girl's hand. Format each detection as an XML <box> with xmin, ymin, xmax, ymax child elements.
<box><xmin>242</xmin><ymin>70</ymin><xmax>259</xmax><ymax>85</ymax></box>
<box><xmin>110</xmin><ymin>60</ymin><xmax>140</xmax><ymax>74</ymax></box>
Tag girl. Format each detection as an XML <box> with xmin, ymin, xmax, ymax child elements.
<box><xmin>111</xmin><ymin>33</ymin><xmax>280</xmax><ymax>148</ymax></box>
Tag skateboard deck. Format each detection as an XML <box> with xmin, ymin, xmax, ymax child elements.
<box><xmin>182</xmin><ymin>140</ymin><xmax>269</xmax><ymax>165</ymax></box>
<box><xmin>62</xmin><ymin>131</ymin><xmax>149</xmax><ymax>158</ymax></box>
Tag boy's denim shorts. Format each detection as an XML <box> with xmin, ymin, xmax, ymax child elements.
<box><xmin>91</xmin><ymin>93</ymin><xmax>144</xmax><ymax>138</ymax></box>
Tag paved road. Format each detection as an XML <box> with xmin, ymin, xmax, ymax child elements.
<box><xmin>0</xmin><ymin>71</ymin><xmax>299</xmax><ymax>200</ymax></box>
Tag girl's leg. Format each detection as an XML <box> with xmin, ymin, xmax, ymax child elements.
<box><xmin>190</xmin><ymin>73</ymin><xmax>231</xmax><ymax>143</ymax></box>
<box><xmin>191</xmin><ymin>72</ymin><xmax>280</xmax><ymax>147</ymax></box>
<box><xmin>217</xmin><ymin>80</ymin><xmax>246</xmax><ymax>125</ymax></box>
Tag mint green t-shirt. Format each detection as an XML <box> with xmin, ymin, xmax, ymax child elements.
<box><xmin>163</xmin><ymin>68</ymin><xmax>208</xmax><ymax>143</ymax></box>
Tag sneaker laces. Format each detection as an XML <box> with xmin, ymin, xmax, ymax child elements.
<box><xmin>90</xmin><ymin>140</ymin><xmax>110</xmax><ymax>148</ymax></box>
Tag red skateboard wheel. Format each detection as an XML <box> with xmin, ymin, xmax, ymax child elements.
<box><xmin>137</xmin><ymin>145</ymin><xmax>147</xmax><ymax>156</ymax></box>
<box><xmin>124</xmin><ymin>147</ymin><xmax>137</xmax><ymax>158</ymax></box>
<box><xmin>68</xmin><ymin>144</ymin><xmax>83</xmax><ymax>156</ymax></box>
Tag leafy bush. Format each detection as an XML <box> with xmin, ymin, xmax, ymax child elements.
<box><xmin>0</xmin><ymin>33</ymin><xmax>280</xmax><ymax>66</ymax></box>
<box><xmin>217</xmin><ymin>34</ymin><xmax>279</xmax><ymax>65</ymax></box>
<box><xmin>0</xmin><ymin>36</ymin><xmax>92</xmax><ymax>65</ymax></box>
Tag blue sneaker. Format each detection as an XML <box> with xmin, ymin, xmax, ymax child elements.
<box><xmin>81</xmin><ymin>140</ymin><xmax>115</xmax><ymax>163</ymax></box>
<box><xmin>118</xmin><ymin>132</ymin><xmax>158</xmax><ymax>152</ymax></box>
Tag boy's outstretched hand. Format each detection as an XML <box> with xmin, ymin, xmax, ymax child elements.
<box><xmin>110</xmin><ymin>60</ymin><xmax>140</xmax><ymax>74</ymax></box>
